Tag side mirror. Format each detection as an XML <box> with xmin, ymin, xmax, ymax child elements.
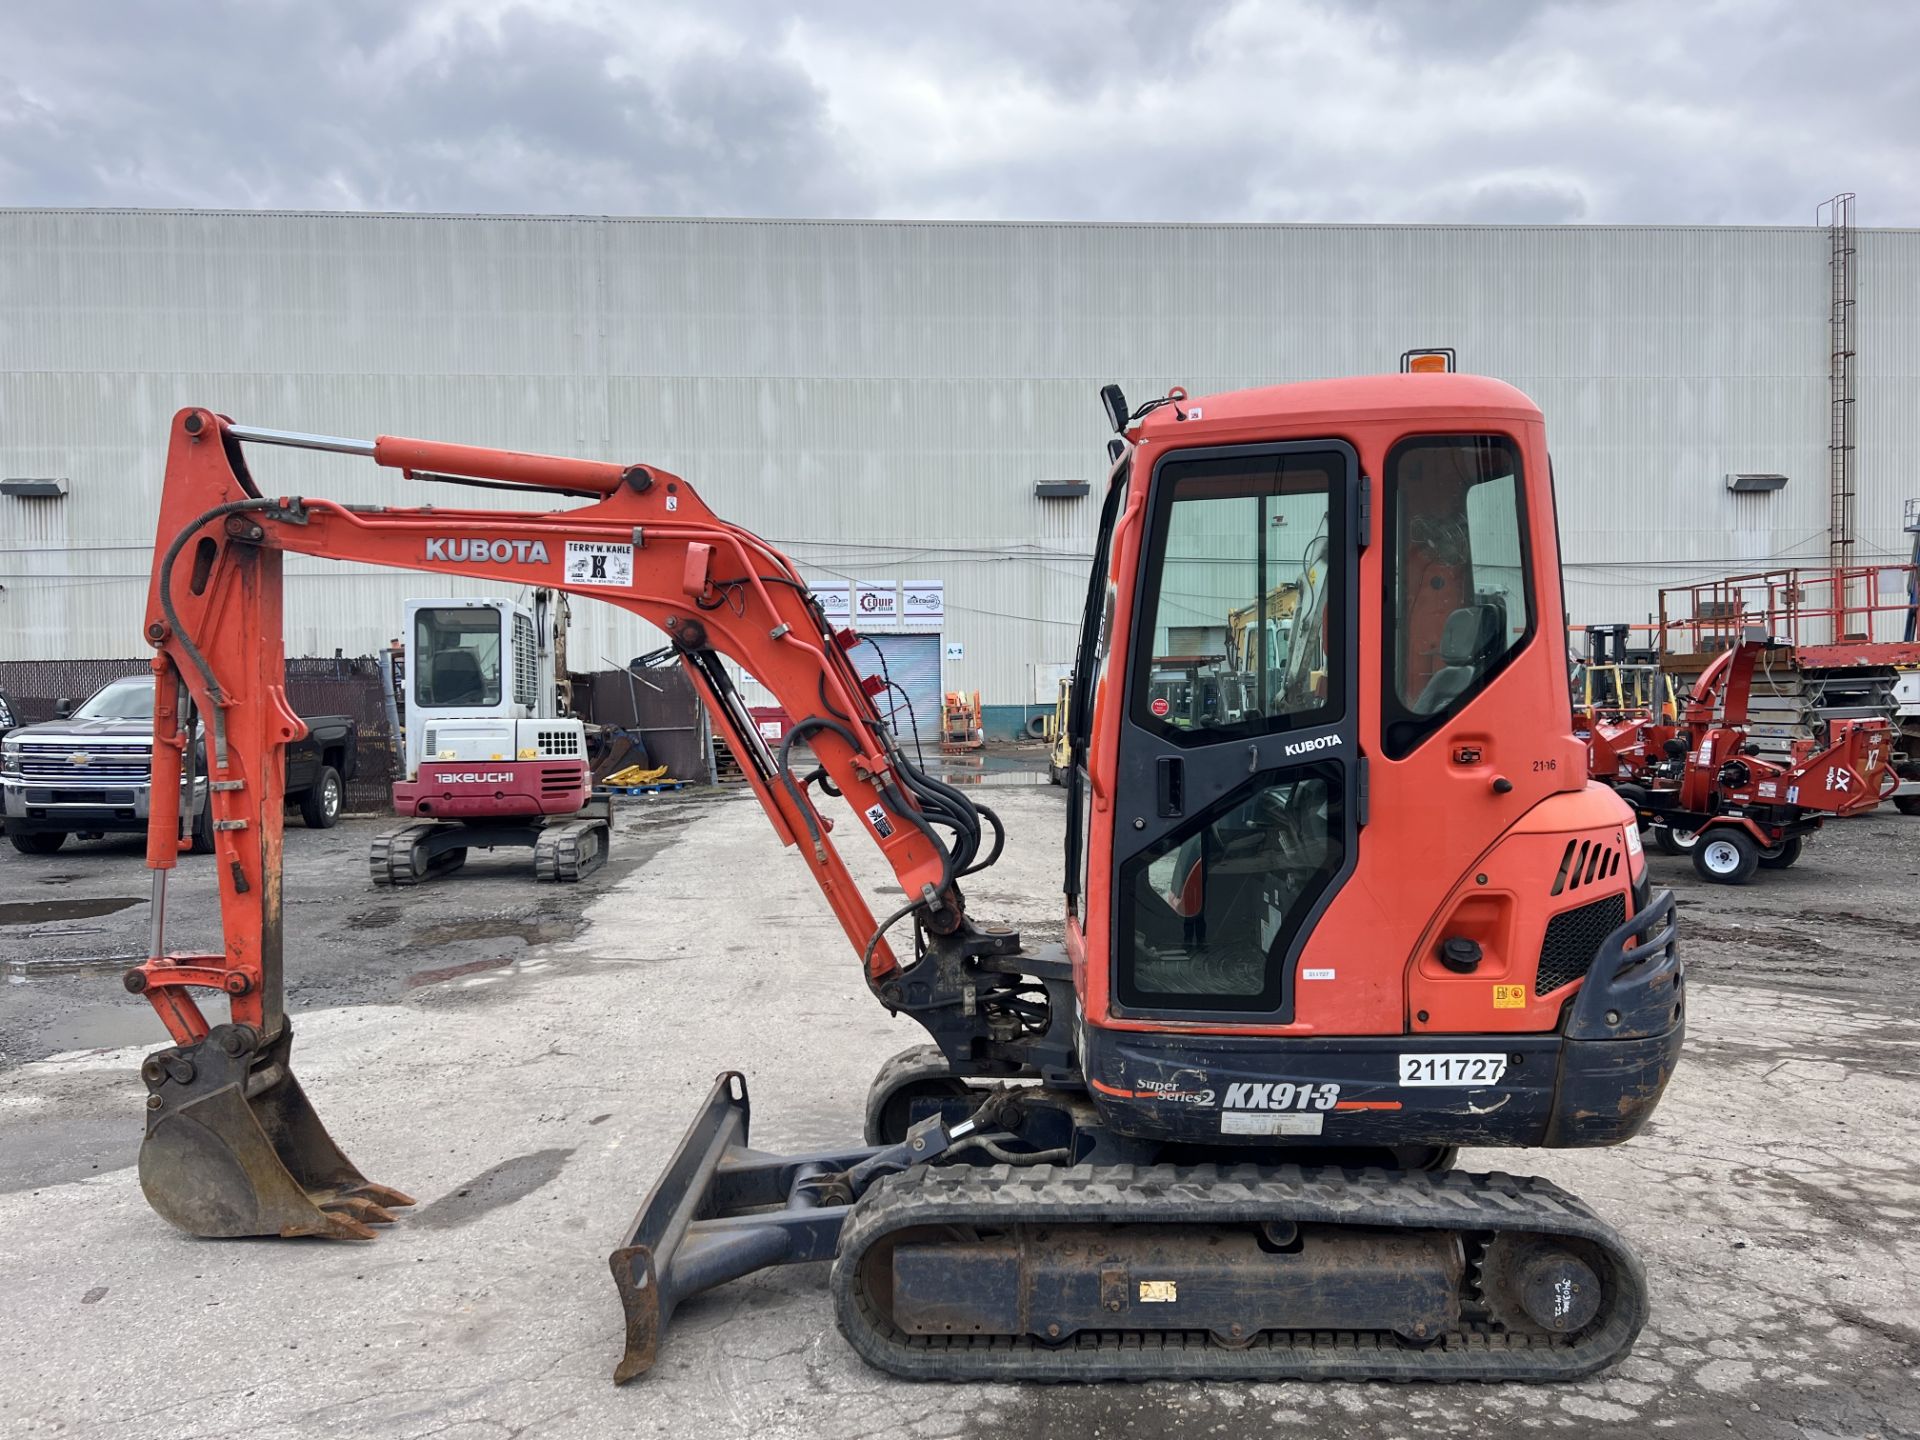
<box><xmin>1099</xmin><ymin>384</ymin><xmax>1129</xmax><ymax>435</ymax></box>
<box><xmin>54</xmin><ymin>698</ymin><xmax>74</xmax><ymax>719</ymax></box>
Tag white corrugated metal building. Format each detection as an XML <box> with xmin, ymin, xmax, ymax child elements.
<box><xmin>2</xmin><ymin>209</ymin><xmax>1916</xmax><ymax>721</ymax></box>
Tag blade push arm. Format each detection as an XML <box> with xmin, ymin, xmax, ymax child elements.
<box><xmin>135</xmin><ymin>408</ymin><xmax>995</xmax><ymax>1046</ymax></box>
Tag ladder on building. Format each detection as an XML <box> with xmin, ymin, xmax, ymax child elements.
<box><xmin>1820</xmin><ymin>192</ymin><xmax>1859</xmax><ymax>641</ymax></box>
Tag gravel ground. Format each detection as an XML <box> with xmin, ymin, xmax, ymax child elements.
<box><xmin>0</xmin><ymin>764</ymin><xmax>1916</xmax><ymax>1439</ymax></box>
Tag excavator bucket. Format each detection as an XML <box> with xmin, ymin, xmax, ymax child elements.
<box><xmin>137</xmin><ymin>1022</ymin><xmax>413</xmax><ymax>1241</ymax></box>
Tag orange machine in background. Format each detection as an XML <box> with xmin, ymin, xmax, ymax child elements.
<box><xmin>939</xmin><ymin>689</ymin><xmax>983</xmax><ymax>751</ymax></box>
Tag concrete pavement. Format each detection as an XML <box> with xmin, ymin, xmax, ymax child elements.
<box><xmin>2</xmin><ymin>781</ymin><xmax>1918</xmax><ymax>1439</ymax></box>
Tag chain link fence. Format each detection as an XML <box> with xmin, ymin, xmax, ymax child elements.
<box><xmin>0</xmin><ymin>656</ymin><xmax>396</xmax><ymax>813</ymax></box>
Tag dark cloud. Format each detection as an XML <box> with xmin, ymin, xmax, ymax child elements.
<box><xmin>0</xmin><ymin>1</ymin><xmax>863</xmax><ymax>215</ymax></box>
<box><xmin>0</xmin><ymin>0</ymin><xmax>1915</xmax><ymax>223</ymax></box>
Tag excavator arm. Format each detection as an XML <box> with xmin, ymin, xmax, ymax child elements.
<box><xmin>132</xmin><ymin>407</ymin><xmax>1000</xmax><ymax>1240</ymax></box>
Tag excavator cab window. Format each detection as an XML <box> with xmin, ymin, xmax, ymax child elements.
<box><xmin>1065</xmin><ymin>455</ymin><xmax>1132</xmax><ymax>921</ymax></box>
<box><xmin>1383</xmin><ymin>435</ymin><xmax>1533</xmax><ymax>758</ymax></box>
<box><xmin>1112</xmin><ymin>442</ymin><xmax>1357</xmax><ymax>1017</ymax></box>
<box><xmin>1119</xmin><ymin>764</ymin><xmax>1345</xmax><ymax>1008</ymax></box>
<box><xmin>1129</xmin><ymin>451</ymin><xmax>1342</xmax><ymax>742</ymax></box>
<box><xmin>414</xmin><ymin>606</ymin><xmax>504</xmax><ymax>708</ymax></box>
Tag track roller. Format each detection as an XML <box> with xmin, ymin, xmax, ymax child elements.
<box><xmin>534</xmin><ymin>816</ymin><xmax>610</xmax><ymax>883</ymax></box>
<box><xmin>369</xmin><ymin>821</ymin><xmax>469</xmax><ymax>887</ymax></box>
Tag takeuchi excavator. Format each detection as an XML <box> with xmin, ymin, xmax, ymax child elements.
<box><xmin>130</xmin><ymin>371</ymin><xmax>1682</xmax><ymax>1386</ymax></box>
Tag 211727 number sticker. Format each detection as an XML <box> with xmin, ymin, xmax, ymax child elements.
<box><xmin>1398</xmin><ymin>1053</ymin><xmax>1509</xmax><ymax>1087</ymax></box>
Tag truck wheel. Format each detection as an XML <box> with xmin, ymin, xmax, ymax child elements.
<box><xmin>1757</xmin><ymin>836</ymin><xmax>1803</xmax><ymax>870</ymax></box>
<box><xmin>1693</xmin><ymin>829</ymin><xmax>1760</xmax><ymax>885</ymax></box>
<box><xmin>1652</xmin><ymin>825</ymin><xmax>1699</xmax><ymax>856</ymax></box>
<box><xmin>300</xmin><ymin>766</ymin><xmax>343</xmax><ymax>829</ymax></box>
<box><xmin>190</xmin><ymin>798</ymin><xmax>215</xmax><ymax>855</ymax></box>
<box><xmin>1897</xmin><ymin>797</ymin><xmax>1920</xmax><ymax>817</ymax></box>
<box><xmin>8</xmin><ymin>830</ymin><xmax>64</xmax><ymax>855</ymax></box>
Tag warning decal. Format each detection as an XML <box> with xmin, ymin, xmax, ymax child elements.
<box><xmin>1493</xmin><ymin>984</ymin><xmax>1527</xmax><ymax>1009</ymax></box>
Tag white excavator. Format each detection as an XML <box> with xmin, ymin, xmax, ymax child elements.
<box><xmin>372</xmin><ymin>589</ymin><xmax>608</xmax><ymax>885</ymax></box>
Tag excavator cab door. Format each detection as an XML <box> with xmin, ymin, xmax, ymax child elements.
<box><xmin>1108</xmin><ymin>441</ymin><xmax>1361</xmax><ymax>1022</ymax></box>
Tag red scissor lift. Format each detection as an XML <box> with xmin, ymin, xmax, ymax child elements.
<box><xmin>1657</xmin><ymin>554</ymin><xmax>1920</xmax><ymax>816</ymax></box>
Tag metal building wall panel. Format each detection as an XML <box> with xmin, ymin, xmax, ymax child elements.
<box><xmin>2</xmin><ymin>210</ymin><xmax>1918</xmax><ymax>706</ymax></box>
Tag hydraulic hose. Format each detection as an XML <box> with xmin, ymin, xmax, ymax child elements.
<box><xmin>156</xmin><ymin>496</ymin><xmax>286</xmax><ymax>769</ymax></box>
<box><xmin>777</xmin><ymin>717</ymin><xmax>955</xmax><ymax>902</ymax></box>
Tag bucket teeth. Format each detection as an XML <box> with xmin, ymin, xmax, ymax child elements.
<box><xmin>347</xmin><ymin>1181</ymin><xmax>417</xmax><ymax>1209</ymax></box>
<box><xmin>320</xmin><ymin>1193</ymin><xmax>402</xmax><ymax>1227</ymax></box>
<box><xmin>297</xmin><ymin>1210</ymin><xmax>380</xmax><ymax>1242</ymax></box>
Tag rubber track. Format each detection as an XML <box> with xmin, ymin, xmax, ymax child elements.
<box><xmin>368</xmin><ymin>822</ymin><xmax>437</xmax><ymax>888</ymax></box>
<box><xmin>534</xmin><ymin>818</ymin><xmax>608</xmax><ymax>883</ymax></box>
<box><xmin>831</xmin><ymin>1163</ymin><xmax>1648</xmax><ymax>1383</ymax></box>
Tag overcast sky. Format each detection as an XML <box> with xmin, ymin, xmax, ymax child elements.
<box><xmin>3</xmin><ymin>0</ymin><xmax>1915</xmax><ymax>225</ymax></box>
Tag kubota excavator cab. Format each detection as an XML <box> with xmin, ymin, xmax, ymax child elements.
<box><xmin>1050</xmin><ymin>377</ymin><xmax>1676</xmax><ymax>1157</ymax></box>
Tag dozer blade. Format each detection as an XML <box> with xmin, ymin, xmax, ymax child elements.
<box><xmin>608</xmin><ymin>1072</ymin><xmax>876</xmax><ymax>1384</ymax></box>
<box><xmin>137</xmin><ymin>1021</ymin><xmax>413</xmax><ymax>1241</ymax></box>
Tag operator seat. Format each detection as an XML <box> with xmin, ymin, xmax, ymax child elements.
<box><xmin>432</xmin><ymin>649</ymin><xmax>486</xmax><ymax>706</ymax></box>
<box><xmin>1414</xmin><ymin>605</ymin><xmax>1501</xmax><ymax>714</ymax></box>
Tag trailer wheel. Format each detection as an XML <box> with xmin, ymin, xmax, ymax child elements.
<box><xmin>1693</xmin><ymin>829</ymin><xmax>1760</xmax><ymax>885</ymax></box>
<box><xmin>1652</xmin><ymin>825</ymin><xmax>1699</xmax><ymax>856</ymax></box>
<box><xmin>300</xmin><ymin>766</ymin><xmax>343</xmax><ymax>829</ymax></box>
<box><xmin>1757</xmin><ymin>836</ymin><xmax>1803</xmax><ymax>870</ymax></box>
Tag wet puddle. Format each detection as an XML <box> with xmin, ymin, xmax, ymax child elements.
<box><xmin>406</xmin><ymin>955</ymin><xmax>515</xmax><ymax>989</ymax></box>
<box><xmin>5</xmin><ymin>952</ymin><xmax>144</xmax><ymax>983</ymax></box>
<box><xmin>411</xmin><ymin>915</ymin><xmax>579</xmax><ymax>948</ymax></box>
<box><xmin>33</xmin><ymin>999</ymin><xmax>159</xmax><ymax>1053</ymax></box>
<box><xmin>937</xmin><ymin>757</ymin><xmax>1052</xmax><ymax>788</ymax></box>
<box><xmin>0</xmin><ymin>897</ymin><xmax>142</xmax><ymax>926</ymax></box>
<box><xmin>939</xmin><ymin>769</ymin><xmax>1051</xmax><ymax>788</ymax></box>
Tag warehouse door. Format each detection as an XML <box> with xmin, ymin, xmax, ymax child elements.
<box><xmin>854</xmin><ymin>634</ymin><xmax>943</xmax><ymax>754</ymax></box>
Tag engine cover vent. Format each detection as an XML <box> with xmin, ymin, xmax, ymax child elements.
<box><xmin>1537</xmin><ymin>895</ymin><xmax>1627</xmax><ymax>995</ymax></box>
<box><xmin>1550</xmin><ymin>837</ymin><xmax>1622</xmax><ymax>896</ymax></box>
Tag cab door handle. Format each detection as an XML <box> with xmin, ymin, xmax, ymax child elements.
<box><xmin>1156</xmin><ymin>756</ymin><xmax>1184</xmax><ymax>817</ymax></box>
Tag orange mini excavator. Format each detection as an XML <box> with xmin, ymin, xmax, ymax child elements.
<box><xmin>130</xmin><ymin>371</ymin><xmax>1681</xmax><ymax>1385</ymax></box>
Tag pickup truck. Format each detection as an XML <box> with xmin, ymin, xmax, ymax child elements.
<box><xmin>0</xmin><ymin>675</ymin><xmax>358</xmax><ymax>855</ymax></box>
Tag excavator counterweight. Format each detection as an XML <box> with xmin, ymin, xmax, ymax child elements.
<box><xmin>134</xmin><ymin>373</ymin><xmax>1682</xmax><ymax>1386</ymax></box>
